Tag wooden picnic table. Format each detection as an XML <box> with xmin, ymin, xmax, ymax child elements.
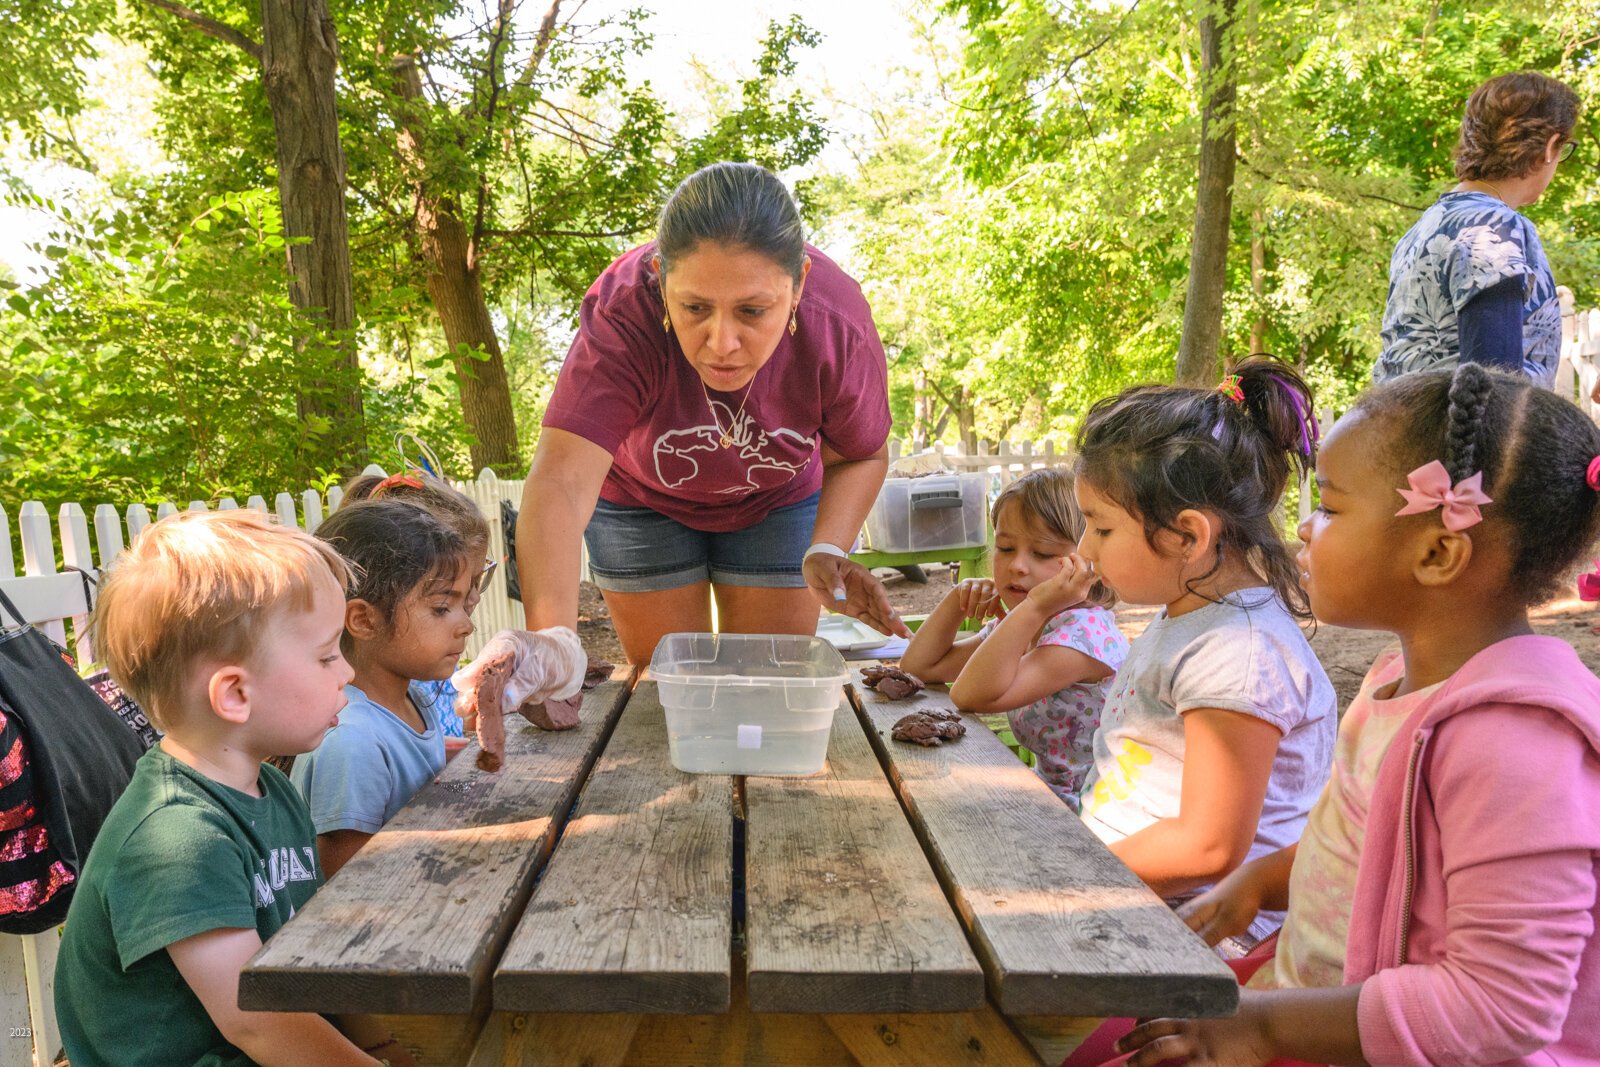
<box><xmin>240</xmin><ymin>665</ymin><xmax>1236</xmax><ymax>1066</ymax></box>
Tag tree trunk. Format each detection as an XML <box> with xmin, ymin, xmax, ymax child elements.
<box><xmin>417</xmin><ymin>199</ymin><xmax>522</xmax><ymax>473</ymax></box>
<box><xmin>1249</xmin><ymin>216</ymin><xmax>1267</xmax><ymax>354</ymax></box>
<box><xmin>1174</xmin><ymin>0</ymin><xmax>1239</xmax><ymax>386</ymax></box>
<box><xmin>392</xmin><ymin>59</ymin><xmax>521</xmax><ymax>474</ymax></box>
<box><xmin>259</xmin><ymin>0</ymin><xmax>366</xmax><ymax>471</ymax></box>
<box><xmin>955</xmin><ymin>388</ymin><xmax>977</xmax><ymax>455</ymax></box>
<box><xmin>914</xmin><ymin>368</ymin><xmax>934</xmax><ymax>440</ymax></box>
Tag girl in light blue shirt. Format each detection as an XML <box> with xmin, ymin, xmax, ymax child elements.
<box><xmin>293</xmin><ymin>500</ymin><xmax>476</xmax><ymax>876</ymax></box>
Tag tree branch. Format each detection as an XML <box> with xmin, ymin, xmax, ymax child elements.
<box><xmin>955</xmin><ymin>0</ymin><xmax>1139</xmax><ymax>114</ymax></box>
<box><xmin>923</xmin><ymin>373</ymin><xmax>961</xmax><ymax>411</ymax></box>
<box><xmin>140</xmin><ymin>0</ymin><xmax>262</xmax><ymax>60</ymax></box>
<box><xmin>469</xmin><ymin>0</ymin><xmax>521</xmax><ymax>264</ymax></box>
<box><xmin>1238</xmin><ymin>155</ymin><xmax>1426</xmax><ymax>213</ymax></box>
<box><xmin>481</xmin><ymin>224</ymin><xmax>643</xmax><ymax>240</ymax></box>
<box><xmin>514</xmin><ymin>0</ymin><xmax>563</xmax><ymax>93</ymax></box>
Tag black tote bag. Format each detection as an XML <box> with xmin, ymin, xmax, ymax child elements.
<box><xmin>0</xmin><ymin>586</ymin><xmax>146</xmax><ymax>933</ymax></box>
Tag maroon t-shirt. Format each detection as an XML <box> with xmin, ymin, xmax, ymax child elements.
<box><xmin>542</xmin><ymin>242</ymin><xmax>891</xmax><ymax>532</ymax></box>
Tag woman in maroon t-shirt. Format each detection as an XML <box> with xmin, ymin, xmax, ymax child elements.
<box><xmin>516</xmin><ymin>162</ymin><xmax>909</xmax><ymax>664</ymax></box>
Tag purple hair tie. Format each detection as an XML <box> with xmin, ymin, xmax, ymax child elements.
<box><xmin>1267</xmin><ymin>373</ymin><xmax>1318</xmax><ymax>458</ymax></box>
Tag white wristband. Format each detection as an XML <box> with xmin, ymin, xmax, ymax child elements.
<box><xmin>803</xmin><ymin>543</ymin><xmax>849</xmax><ymax>561</ymax></box>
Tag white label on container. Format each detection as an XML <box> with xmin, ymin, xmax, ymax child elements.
<box><xmin>736</xmin><ymin>724</ymin><xmax>762</xmax><ymax>749</ymax></box>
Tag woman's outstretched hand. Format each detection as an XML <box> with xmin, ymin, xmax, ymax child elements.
<box><xmin>803</xmin><ymin>553</ymin><xmax>911</xmax><ymax>638</ymax></box>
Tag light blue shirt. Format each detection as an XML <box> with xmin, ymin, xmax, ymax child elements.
<box><xmin>1376</xmin><ymin>191</ymin><xmax>1560</xmax><ymax>387</ymax></box>
<box><xmin>292</xmin><ymin>682</ymin><xmax>446</xmax><ymax>834</ymax></box>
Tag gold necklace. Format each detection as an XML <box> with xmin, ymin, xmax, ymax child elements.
<box><xmin>1467</xmin><ymin>179</ymin><xmax>1509</xmax><ymax>203</ymax></box>
<box><xmin>702</xmin><ymin>375</ymin><xmax>756</xmax><ymax>448</ymax></box>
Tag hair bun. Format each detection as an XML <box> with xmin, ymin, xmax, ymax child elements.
<box><xmin>1227</xmin><ymin>355</ymin><xmax>1319</xmax><ymax>474</ymax></box>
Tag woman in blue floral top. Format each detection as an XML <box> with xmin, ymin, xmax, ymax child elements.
<box><xmin>1376</xmin><ymin>71</ymin><xmax>1580</xmax><ymax>392</ymax></box>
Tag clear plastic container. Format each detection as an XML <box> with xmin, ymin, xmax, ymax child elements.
<box><xmin>651</xmin><ymin>633</ymin><xmax>848</xmax><ymax>776</ymax></box>
<box><xmin>863</xmin><ymin>473</ymin><xmax>989</xmax><ymax>553</ymax></box>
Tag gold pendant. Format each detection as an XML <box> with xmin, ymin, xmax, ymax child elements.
<box><xmin>719</xmin><ymin>433</ymin><xmax>732</xmax><ymax>448</ymax></box>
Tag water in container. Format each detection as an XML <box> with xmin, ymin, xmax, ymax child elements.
<box><xmin>651</xmin><ymin>633</ymin><xmax>849</xmax><ymax>776</ymax></box>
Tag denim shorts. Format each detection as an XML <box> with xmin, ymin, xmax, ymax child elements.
<box><xmin>583</xmin><ymin>491</ymin><xmax>821</xmax><ymax>593</ymax></box>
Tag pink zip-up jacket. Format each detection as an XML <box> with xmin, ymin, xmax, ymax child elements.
<box><xmin>1344</xmin><ymin>635</ymin><xmax>1600</xmax><ymax>1065</ymax></box>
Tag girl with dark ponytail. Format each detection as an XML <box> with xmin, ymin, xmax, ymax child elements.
<box><xmin>1109</xmin><ymin>363</ymin><xmax>1600</xmax><ymax>1065</ymax></box>
<box><xmin>1065</xmin><ymin>356</ymin><xmax>1337</xmax><ymax>952</ymax></box>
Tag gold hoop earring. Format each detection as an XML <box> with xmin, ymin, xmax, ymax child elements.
<box><xmin>662</xmin><ymin>310</ymin><xmax>671</xmax><ymax>335</ymax></box>
<box><xmin>788</xmin><ymin>307</ymin><xmax>798</xmax><ymax>336</ymax></box>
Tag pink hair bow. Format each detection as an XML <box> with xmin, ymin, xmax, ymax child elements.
<box><xmin>1579</xmin><ymin>562</ymin><xmax>1600</xmax><ymax>602</ymax></box>
<box><xmin>1394</xmin><ymin>461</ymin><xmax>1492</xmax><ymax>531</ymax></box>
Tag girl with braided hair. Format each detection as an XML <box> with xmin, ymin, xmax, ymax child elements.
<box><xmin>1377</xmin><ymin>71</ymin><xmax>1580</xmax><ymax>391</ymax></box>
<box><xmin>1103</xmin><ymin>362</ymin><xmax>1600</xmax><ymax>1065</ymax></box>
<box><xmin>1068</xmin><ymin>355</ymin><xmax>1337</xmax><ymax>950</ymax></box>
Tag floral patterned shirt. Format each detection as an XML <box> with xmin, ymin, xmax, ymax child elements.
<box><xmin>1375</xmin><ymin>191</ymin><xmax>1560</xmax><ymax>387</ymax></box>
<box><xmin>976</xmin><ymin>605</ymin><xmax>1128</xmax><ymax>812</ymax></box>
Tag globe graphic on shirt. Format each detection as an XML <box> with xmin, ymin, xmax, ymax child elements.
<box><xmin>652</xmin><ymin>400</ymin><xmax>813</xmax><ymax>493</ymax></box>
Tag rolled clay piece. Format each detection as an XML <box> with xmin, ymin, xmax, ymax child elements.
<box><xmin>462</xmin><ymin>646</ymin><xmax>516</xmax><ymax>772</ymax></box>
<box><xmin>517</xmin><ymin>692</ymin><xmax>582</xmax><ymax>731</ymax></box>
<box><xmin>890</xmin><ymin>709</ymin><xmax>966</xmax><ymax>747</ymax></box>
<box><xmin>582</xmin><ymin>657</ymin><xmax>615</xmax><ymax>691</ymax></box>
<box><xmin>861</xmin><ymin>665</ymin><xmax>925</xmax><ymax>700</ymax></box>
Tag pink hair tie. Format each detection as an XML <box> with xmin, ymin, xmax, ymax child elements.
<box><xmin>1217</xmin><ymin>374</ymin><xmax>1245</xmax><ymax>404</ymax></box>
<box><xmin>1580</xmin><ymin>562</ymin><xmax>1600</xmax><ymax>602</ymax></box>
<box><xmin>1394</xmin><ymin>461</ymin><xmax>1492</xmax><ymax>532</ymax></box>
<box><xmin>1586</xmin><ymin>455</ymin><xmax>1600</xmax><ymax>491</ymax></box>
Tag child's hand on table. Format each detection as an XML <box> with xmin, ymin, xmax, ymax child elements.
<box><xmin>1176</xmin><ymin>868</ymin><xmax>1265</xmax><ymax>948</ymax></box>
<box><xmin>1116</xmin><ymin>998</ymin><xmax>1275</xmax><ymax>1066</ymax></box>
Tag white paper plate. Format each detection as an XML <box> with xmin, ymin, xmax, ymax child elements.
<box><xmin>816</xmin><ymin>614</ymin><xmax>895</xmax><ymax>652</ymax></box>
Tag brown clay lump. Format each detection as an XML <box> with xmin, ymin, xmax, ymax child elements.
<box><xmin>891</xmin><ymin>707</ymin><xmax>965</xmax><ymax>747</ymax></box>
<box><xmin>523</xmin><ymin>692</ymin><xmax>582</xmax><ymax>731</ymax></box>
<box><xmin>861</xmin><ymin>665</ymin><xmax>925</xmax><ymax>701</ymax></box>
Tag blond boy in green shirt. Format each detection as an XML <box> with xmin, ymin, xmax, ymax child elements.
<box><xmin>54</xmin><ymin>511</ymin><xmax>417</xmax><ymax>1067</ymax></box>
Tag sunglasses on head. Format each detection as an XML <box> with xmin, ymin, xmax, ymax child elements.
<box><xmin>476</xmin><ymin>557</ymin><xmax>499</xmax><ymax>595</ymax></box>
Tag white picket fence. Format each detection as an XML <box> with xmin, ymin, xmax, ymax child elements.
<box><xmin>2</xmin><ymin>441</ymin><xmax>1079</xmax><ymax>672</ymax></box>
<box><xmin>1558</xmin><ymin>287</ymin><xmax>1600</xmax><ymax>423</ymax></box>
<box><xmin>0</xmin><ymin>467</ymin><xmax>532</xmax><ymax>670</ymax></box>
<box><xmin>888</xmin><ymin>436</ymin><xmax>1070</xmax><ymax>487</ymax></box>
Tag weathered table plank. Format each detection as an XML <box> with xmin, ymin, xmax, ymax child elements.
<box><xmin>744</xmin><ymin>700</ymin><xmax>985</xmax><ymax>1014</ymax></box>
<box><xmin>493</xmin><ymin>683</ymin><xmax>734</xmax><ymax>1013</ymax></box>
<box><xmin>850</xmin><ymin>667</ymin><xmax>1238</xmax><ymax>1018</ymax></box>
<box><xmin>239</xmin><ymin>681</ymin><xmax>631</xmax><ymax>1014</ymax></box>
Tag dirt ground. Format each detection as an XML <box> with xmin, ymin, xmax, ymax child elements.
<box><xmin>576</xmin><ymin>563</ymin><xmax>1600</xmax><ymax>708</ymax></box>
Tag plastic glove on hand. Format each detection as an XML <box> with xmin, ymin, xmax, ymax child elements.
<box><xmin>455</xmin><ymin>627</ymin><xmax>587</xmax><ymax>770</ymax></box>
<box><xmin>455</xmin><ymin>628</ymin><xmax>586</xmax><ymax>711</ymax></box>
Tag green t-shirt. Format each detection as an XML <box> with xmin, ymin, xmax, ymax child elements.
<box><xmin>54</xmin><ymin>745</ymin><xmax>323</xmax><ymax>1067</ymax></box>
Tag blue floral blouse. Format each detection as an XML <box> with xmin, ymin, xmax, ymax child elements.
<box><xmin>1375</xmin><ymin>191</ymin><xmax>1560</xmax><ymax>387</ymax></box>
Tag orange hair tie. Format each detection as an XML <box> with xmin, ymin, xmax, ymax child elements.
<box><xmin>372</xmin><ymin>473</ymin><xmax>423</xmax><ymax>496</ymax></box>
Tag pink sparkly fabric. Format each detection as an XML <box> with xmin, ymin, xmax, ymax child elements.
<box><xmin>0</xmin><ymin>861</ymin><xmax>72</xmax><ymax>915</ymax></box>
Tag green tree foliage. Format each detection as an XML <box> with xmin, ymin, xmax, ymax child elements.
<box><xmin>1</xmin><ymin>6</ymin><xmax>828</xmax><ymax>502</ymax></box>
<box><xmin>0</xmin><ymin>190</ymin><xmax>324</xmax><ymax>505</ymax></box>
<box><xmin>121</xmin><ymin>0</ymin><xmax>828</xmax><ymax>471</ymax></box>
<box><xmin>832</xmin><ymin>0</ymin><xmax>1600</xmax><ymax>436</ymax></box>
